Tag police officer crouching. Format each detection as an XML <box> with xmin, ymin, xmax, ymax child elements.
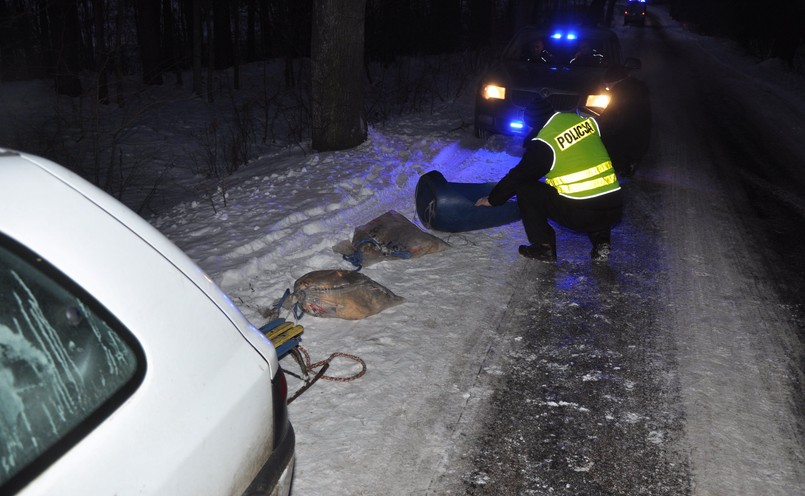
<box><xmin>475</xmin><ymin>96</ymin><xmax>622</xmax><ymax>263</ymax></box>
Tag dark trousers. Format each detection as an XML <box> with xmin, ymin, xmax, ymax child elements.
<box><xmin>516</xmin><ymin>182</ymin><xmax>623</xmax><ymax>248</ymax></box>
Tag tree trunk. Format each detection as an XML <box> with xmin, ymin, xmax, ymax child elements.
<box><xmin>510</xmin><ymin>0</ymin><xmax>535</xmax><ymax>36</ymax></box>
<box><xmin>115</xmin><ymin>0</ymin><xmax>124</xmax><ymax>105</ymax></box>
<box><xmin>587</xmin><ymin>0</ymin><xmax>606</xmax><ymax>26</ymax></box>
<box><xmin>469</xmin><ymin>0</ymin><xmax>494</xmax><ymax>49</ymax></box>
<box><xmin>259</xmin><ymin>0</ymin><xmax>271</xmax><ymax>57</ymax></box>
<box><xmin>135</xmin><ymin>0</ymin><xmax>163</xmax><ymax>84</ymax></box>
<box><xmin>206</xmin><ymin>0</ymin><xmax>214</xmax><ymax>102</ymax></box>
<box><xmin>49</xmin><ymin>0</ymin><xmax>83</xmax><ymax>96</ymax></box>
<box><xmin>93</xmin><ymin>0</ymin><xmax>109</xmax><ymax>103</ymax></box>
<box><xmin>161</xmin><ymin>0</ymin><xmax>181</xmax><ymax>84</ymax></box>
<box><xmin>232</xmin><ymin>0</ymin><xmax>239</xmax><ymax>89</ymax></box>
<box><xmin>605</xmin><ymin>0</ymin><xmax>618</xmax><ymax>27</ymax></box>
<box><xmin>192</xmin><ymin>0</ymin><xmax>202</xmax><ymax>96</ymax></box>
<box><xmin>431</xmin><ymin>0</ymin><xmax>461</xmax><ymax>54</ymax></box>
<box><xmin>0</xmin><ymin>1</ymin><xmax>37</xmax><ymax>80</ymax></box>
<box><xmin>310</xmin><ymin>0</ymin><xmax>367</xmax><ymax>152</ymax></box>
<box><xmin>246</xmin><ymin>0</ymin><xmax>256</xmax><ymax>61</ymax></box>
<box><xmin>213</xmin><ymin>0</ymin><xmax>233</xmax><ymax>69</ymax></box>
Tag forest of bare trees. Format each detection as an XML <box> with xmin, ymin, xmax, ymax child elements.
<box><xmin>0</xmin><ymin>1</ymin><xmax>509</xmax><ymax>97</ymax></box>
<box><xmin>1</xmin><ymin>0</ymin><xmax>317</xmax><ymax>99</ymax></box>
<box><xmin>0</xmin><ymin>0</ymin><xmax>801</xmax><ymax>210</ymax></box>
<box><xmin>2</xmin><ymin>0</ymin><xmax>802</xmax><ymax>92</ymax></box>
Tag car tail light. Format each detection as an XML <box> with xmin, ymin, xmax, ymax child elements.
<box><xmin>272</xmin><ymin>368</ymin><xmax>290</xmax><ymax>448</ymax></box>
<box><xmin>276</xmin><ymin>367</ymin><xmax>288</xmax><ymax>403</ymax></box>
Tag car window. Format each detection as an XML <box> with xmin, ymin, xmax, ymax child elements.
<box><xmin>504</xmin><ymin>29</ymin><xmax>614</xmax><ymax>67</ymax></box>
<box><xmin>0</xmin><ymin>236</ymin><xmax>143</xmax><ymax>491</ymax></box>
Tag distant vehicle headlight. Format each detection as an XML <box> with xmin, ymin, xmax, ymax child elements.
<box><xmin>483</xmin><ymin>84</ymin><xmax>506</xmax><ymax>100</ymax></box>
<box><xmin>585</xmin><ymin>94</ymin><xmax>610</xmax><ymax>108</ymax></box>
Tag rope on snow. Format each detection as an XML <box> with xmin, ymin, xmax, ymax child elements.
<box><xmin>297</xmin><ymin>346</ymin><xmax>366</xmax><ymax>382</ymax></box>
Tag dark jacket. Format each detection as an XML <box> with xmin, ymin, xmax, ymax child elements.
<box><xmin>488</xmin><ymin>140</ymin><xmax>553</xmax><ymax>206</ymax></box>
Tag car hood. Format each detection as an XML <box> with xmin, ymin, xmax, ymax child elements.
<box><xmin>484</xmin><ymin>60</ymin><xmax>607</xmax><ymax>103</ymax></box>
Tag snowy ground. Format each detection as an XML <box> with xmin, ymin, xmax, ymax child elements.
<box><xmin>2</xmin><ymin>3</ymin><xmax>804</xmax><ymax>495</ymax></box>
<box><xmin>147</xmin><ymin>106</ymin><xmax>533</xmax><ymax>494</ymax></box>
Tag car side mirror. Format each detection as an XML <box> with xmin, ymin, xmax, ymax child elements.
<box><xmin>624</xmin><ymin>57</ymin><xmax>642</xmax><ymax>70</ymax></box>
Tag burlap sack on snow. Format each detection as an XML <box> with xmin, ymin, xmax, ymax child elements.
<box><xmin>333</xmin><ymin>210</ymin><xmax>450</xmax><ymax>268</ymax></box>
<box><xmin>291</xmin><ymin>269</ymin><xmax>404</xmax><ymax>320</ymax></box>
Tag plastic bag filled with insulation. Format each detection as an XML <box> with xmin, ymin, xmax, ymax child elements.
<box><xmin>278</xmin><ymin>269</ymin><xmax>404</xmax><ymax>320</ymax></box>
<box><xmin>333</xmin><ymin>210</ymin><xmax>449</xmax><ymax>268</ymax></box>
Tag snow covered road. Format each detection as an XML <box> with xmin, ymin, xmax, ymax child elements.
<box><xmin>429</xmin><ymin>7</ymin><xmax>805</xmax><ymax>495</ymax></box>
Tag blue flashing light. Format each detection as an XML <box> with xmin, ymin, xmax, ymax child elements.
<box><xmin>551</xmin><ymin>30</ymin><xmax>578</xmax><ymax>41</ymax></box>
<box><xmin>509</xmin><ymin>120</ymin><xmax>525</xmax><ymax>131</ymax></box>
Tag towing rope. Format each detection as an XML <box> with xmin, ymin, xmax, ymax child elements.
<box><xmin>285</xmin><ymin>346</ymin><xmax>367</xmax><ymax>404</ymax></box>
<box><xmin>296</xmin><ymin>346</ymin><xmax>367</xmax><ymax>382</ymax></box>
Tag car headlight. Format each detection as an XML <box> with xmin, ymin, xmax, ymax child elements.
<box><xmin>585</xmin><ymin>94</ymin><xmax>610</xmax><ymax>109</ymax></box>
<box><xmin>482</xmin><ymin>84</ymin><xmax>506</xmax><ymax>100</ymax></box>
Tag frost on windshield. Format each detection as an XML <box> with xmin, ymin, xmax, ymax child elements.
<box><xmin>0</xmin><ymin>246</ymin><xmax>139</xmax><ymax>486</ymax></box>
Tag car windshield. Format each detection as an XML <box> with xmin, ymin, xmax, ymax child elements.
<box><xmin>626</xmin><ymin>2</ymin><xmax>646</xmax><ymax>12</ymax></box>
<box><xmin>503</xmin><ymin>28</ymin><xmax>614</xmax><ymax>68</ymax></box>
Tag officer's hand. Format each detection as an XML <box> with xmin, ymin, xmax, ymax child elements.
<box><xmin>475</xmin><ymin>197</ymin><xmax>492</xmax><ymax>207</ymax></box>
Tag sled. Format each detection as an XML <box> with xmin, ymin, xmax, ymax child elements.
<box><xmin>259</xmin><ymin>316</ymin><xmax>368</xmax><ymax>404</ymax></box>
<box><xmin>260</xmin><ymin>291</ymin><xmax>366</xmax><ymax>403</ymax></box>
<box><xmin>260</xmin><ymin>318</ymin><xmax>304</xmax><ymax>359</ymax></box>
<box><xmin>414</xmin><ymin>170</ymin><xmax>521</xmax><ymax>233</ymax></box>
<box><xmin>260</xmin><ymin>317</ymin><xmax>327</xmax><ymax>403</ymax></box>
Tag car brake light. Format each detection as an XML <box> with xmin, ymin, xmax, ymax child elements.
<box><xmin>276</xmin><ymin>367</ymin><xmax>288</xmax><ymax>403</ymax></box>
<box><xmin>272</xmin><ymin>368</ymin><xmax>290</xmax><ymax>448</ymax></box>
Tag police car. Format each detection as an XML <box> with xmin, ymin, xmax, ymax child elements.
<box><xmin>473</xmin><ymin>25</ymin><xmax>641</xmax><ymax>139</ymax></box>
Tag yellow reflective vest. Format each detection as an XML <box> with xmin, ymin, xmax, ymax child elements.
<box><xmin>535</xmin><ymin>112</ymin><xmax>620</xmax><ymax>199</ymax></box>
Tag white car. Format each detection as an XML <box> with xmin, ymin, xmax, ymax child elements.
<box><xmin>0</xmin><ymin>149</ymin><xmax>294</xmax><ymax>495</ymax></box>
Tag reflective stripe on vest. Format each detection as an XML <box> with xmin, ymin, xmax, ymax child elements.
<box><xmin>546</xmin><ymin>161</ymin><xmax>618</xmax><ymax>194</ymax></box>
<box><xmin>545</xmin><ymin>160</ymin><xmax>615</xmax><ymax>192</ymax></box>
